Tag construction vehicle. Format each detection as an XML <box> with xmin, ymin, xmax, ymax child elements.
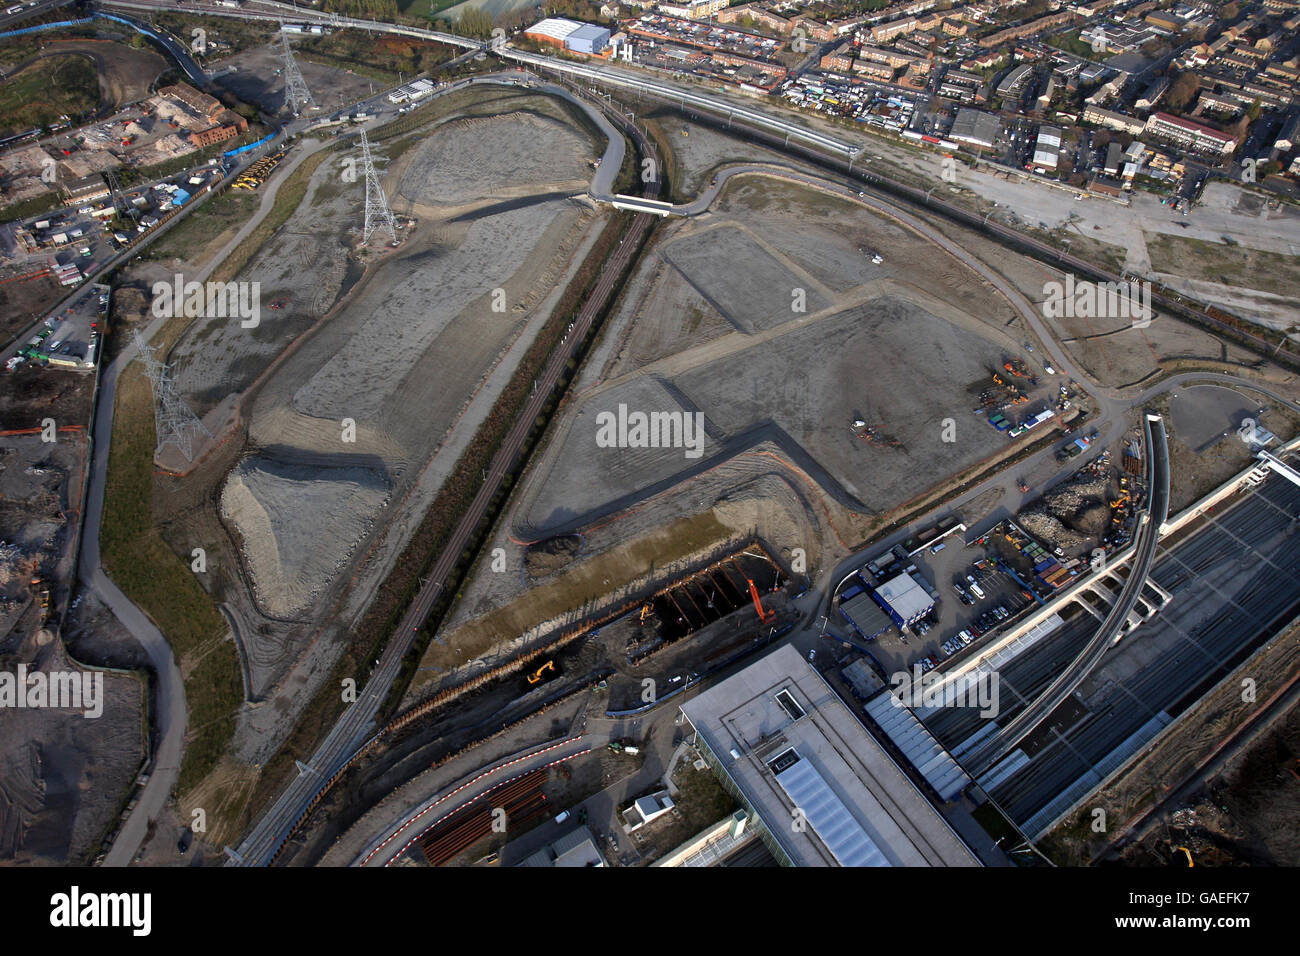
<box><xmin>851</xmin><ymin>418</ymin><xmax>902</xmax><ymax>448</ymax></box>
<box><xmin>1174</xmin><ymin>846</ymin><xmax>1194</xmax><ymax>867</ymax></box>
<box><xmin>526</xmin><ymin>660</ymin><xmax>556</xmax><ymax>685</ymax></box>
<box><xmin>638</xmin><ymin>603</ymin><xmax>652</xmax><ymax>625</ymax></box>
<box><xmin>747</xmin><ymin>578</ymin><xmax>776</xmax><ymax>624</ymax></box>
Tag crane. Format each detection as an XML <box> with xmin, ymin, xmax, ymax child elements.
<box><xmin>747</xmin><ymin>578</ymin><xmax>776</xmax><ymax>624</ymax></box>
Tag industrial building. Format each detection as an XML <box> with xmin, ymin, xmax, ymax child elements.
<box><xmin>1032</xmin><ymin>125</ymin><xmax>1061</xmax><ymax>171</ymax></box>
<box><xmin>524</xmin><ymin>17</ymin><xmax>611</xmax><ymax>56</ymax></box>
<box><xmin>839</xmin><ymin>582</ymin><xmax>894</xmax><ymax>640</ymax></box>
<box><xmin>518</xmin><ymin>826</ymin><xmax>606</xmax><ymax>867</ymax></box>
<box><xmin>679</xmin><ymin>645</ymin><xmax>980</xmax><ymax>867</ymax></box>
<box><xmin>387</xmin><ymin>78</ymin><xmax>437</xmax><ymax>105</ymax></box>
<box><xmin>948</xmin><ymin>108</ymin><xmax>999</xmax><ymax>149</ymax></box>
<box><xmin>566</xmin><ymin>23</ymin><xmax>612</xmax><ymax>55</ymax></box>
<box><xmin>873</xmin><ymin>571</ymin><xmax>935</xmax><ymax>628</ymax></box>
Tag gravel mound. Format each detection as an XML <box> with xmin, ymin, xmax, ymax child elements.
<box><xmin>396</xmin><ymin>112</ymin><xmax>591</xmax><ymax>206</ymax></box>
<box><xmin>222</xmin><ymin>457</ymin><xmax>390</xmax><ymax>618</ymax></box>
<box><xmin>523</xmin><ymin>534</ymin><xmax>583</xmax><ymax>580</ymax></box>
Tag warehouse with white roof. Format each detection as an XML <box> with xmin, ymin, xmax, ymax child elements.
<box><xmin>524</xmin><ymin>17</ymin><xmax>612</xmax><ymax>55</ymax></box>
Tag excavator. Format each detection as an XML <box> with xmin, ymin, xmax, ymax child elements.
<box><xmin>638</xmin><ymin>603</ymin><xmax>653</xmax><ymax>625</ymax></box>
<box><xmin>526</xmin><ymin>660</ymin><xmax>556</xmax><ymax>685</ymax></box>
<box><xmin>747</xmin><ymin>578</ymin><xmax>776</xmax><ymax>625</ymax></box>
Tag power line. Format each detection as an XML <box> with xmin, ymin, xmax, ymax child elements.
<box><xmin>279</xmin><ymin>26</ymin><xmax>315</xmax><ymax>117</ymax></box>
<box><xmin>358</xmin><ymin>129</ymin><xmax>397</xmax><ymax>245</ymax></box>
<box><xmin>132</xmin><ymin>328</ymin><xmax>210</xmax><ymax>463</ymax></box>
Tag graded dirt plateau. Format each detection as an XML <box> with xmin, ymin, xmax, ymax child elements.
<box><xmin>395</xmin><ymin>112</ymin><xmax>593</xmax><ymax>206</ymax></box>
<box><xmin>513</xmin><ymin>175</ymin><xmax>1047</xmax><ymax>538</ymax></box>
<box><xmin>221</xmin><ymin>458</ymin><xmax>390</xmax><ymax>619</ymax></box>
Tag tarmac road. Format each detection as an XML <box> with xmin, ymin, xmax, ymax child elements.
<box><xmin>80</xmin><ymin>314</ymin><xmax>189</xmax><ymax>867</ymax></box>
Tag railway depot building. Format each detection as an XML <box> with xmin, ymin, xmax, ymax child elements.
<box><xmin>680</xmin><ymin>645</ymin><xmax>980</xmax><ymax>867</ymax></box>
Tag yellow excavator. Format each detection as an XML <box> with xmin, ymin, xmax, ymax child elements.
<box><xmin>526</xmin><ymin>660</ymin><xmax>556</xmax><ymax>685</ymax></box>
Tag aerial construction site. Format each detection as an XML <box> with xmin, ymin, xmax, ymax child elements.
<box><xmin>1</xmin><ymin>2</ymin><xmax>1298</xmax><ymax>913</ymax></box>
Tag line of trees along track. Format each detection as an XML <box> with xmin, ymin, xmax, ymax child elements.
<box><xmin>232</xmin><ymin>97</ymin><xmax>662</xmax><ymax>867</ymax></box>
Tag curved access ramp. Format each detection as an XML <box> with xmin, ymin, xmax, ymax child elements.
<box><xmin>963</xmin><ymin>413</ymin><xmax>1170</xmax><ymax>778</ymax></box>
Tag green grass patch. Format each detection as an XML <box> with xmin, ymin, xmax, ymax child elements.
<box><xmin>100</xmin><ymin>361</ymin><xmax>237</xmax><ymax>790</ymax></box>
<box><xmin>0</xmin><ymin>53</ymin><xmax>99</xmax><ymax>138</ymax></box>
<box><xmin>206</xmin><ymin>145</ymin><xmax>335</xmax><ymax>287</ymax></box>
<box><xmin>139</xmin><ymin>189</ymin><xmax>261</xmax><ymax>264</ymax></box>
<box><xmin>1145</xmin><ymin>231</ymin><xmax>1300</xmax><ymax>300</ymax></box>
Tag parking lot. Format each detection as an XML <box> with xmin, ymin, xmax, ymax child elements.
<box><xmin>837</xmin><ymin>534</ymin><xmax>1040</xmax><ymax>678</ymax></box>
<box><xmin>6</xmin><ymin>283</ymin><xmax>106</xmax><ymax>372</ymax></box>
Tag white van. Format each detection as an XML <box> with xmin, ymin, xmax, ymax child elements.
<box><xmin>969</xmin><ymin>581</ymin><xmax>986</xmax><ymax>600</ymax></box>
<box><xmin>554</xmin><ymin>810</ymin><xmax>570</xmax><ymax>825</ymax></box>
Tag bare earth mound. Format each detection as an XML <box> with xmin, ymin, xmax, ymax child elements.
<box><xmin>396</xmin><ymin>112</ymin><xmax>592</xmax><ymax>206</ymax></box>
<box><xmin>222</xmin><ymin>458</ymin><xmax>391</xmax><ymax>619</ymax></box>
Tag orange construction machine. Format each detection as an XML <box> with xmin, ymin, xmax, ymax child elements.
<box><xmin>747</xmin><ymin>578</ymin><xmax>776</xmax><ymax>624</ymax></box>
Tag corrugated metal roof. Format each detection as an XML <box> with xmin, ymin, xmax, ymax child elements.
<box><xmin>864</xmin><ymin>693</ymin><xmax>971</xmax><ymax>801</ymax></box>
<box><xmin>526</xmin><ymin>17</ymin><xmax>584</xmax><ymax>41</ymax></box>
<box><xmin>773</xmin><ymin>753</ymin><xmax>889</xmax><ymax>866</ymax></box>
<box><xmin>840</xmin><ymin>590</ymin><xmax>893</xmax><ymax>638</ymax></box>
<box><xmin>876</xmin><ymin>573</ymin><xmax>933</xmax><ymax>623</ymax></box>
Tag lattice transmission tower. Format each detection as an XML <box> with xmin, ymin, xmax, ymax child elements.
<box><xmin>279</xmin><ymin>26</ymin><xmax>315</xmax><ymax>116</ymax></box>
<box><xmin>358</xmin><ymin>129</ymin><xmax>397</xmax><ymax>245</ymax></box>
<box><xmin>133</xmin><ymin>329</ymin><xmax>210</xmax><ymax>463</ymax></box>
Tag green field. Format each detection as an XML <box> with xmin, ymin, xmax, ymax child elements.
<box><xmin>1145</xmin><ymin>231</ymin><xmax>1300</xmax><ymax>299</ymax></box>
<box><xmin>399</xmin><ymin>0</ymin><xmax>462</xmax><ymax>16</ymax></box>
<box><xmin>100</xmin><ymin>358</ymin><xmax>241</xmax><ymax>793</ymax></box>
<box><xmin>0</xmin><ymin>55</ymin><xmax>99</xmax><ymax>138</ymax></box>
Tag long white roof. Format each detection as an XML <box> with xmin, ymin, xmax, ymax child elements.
<box><xmin>526</xmin><ymin>17</ymin><xmax>585</xmax><ymax>41</ymax></box>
